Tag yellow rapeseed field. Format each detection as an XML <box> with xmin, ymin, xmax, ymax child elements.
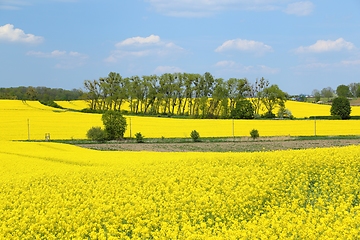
<box><xmin>2</xmin><ymin>100</ymin><xmax>360</xmax><ymax>140</ymax></box>
<box><xmin>1</xmin><ymin>100</ymin><xmax>360</xmax><ymax>238</ymax></box>
<box><xmin>55</xmin><ymin>100</ymin><xmax>90</xmax><ymax>110</ymax></box>
<box><xmin>56</xmin><ymin>99</ymin><xmax>360</xmax><ymax>118</ymax></box>
<box><xmin>1</xmin><ymin>140</ymin><xmax>360</xmax><ymax>239</ymax></box>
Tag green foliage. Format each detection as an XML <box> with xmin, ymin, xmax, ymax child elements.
<box><xmin>261</xmin><ymin>84</ymin><xmax>287</xmax><ymax>115</ymax></box>
<box><xmin>230</xmin><ymin>99</ymin><xmax>254</xmax><ymax>119</ymax></box>
<box><xmin>102</xmin><ymin>110</ymin><xmax>127</xmax><ymax>140</ymax></box>
<box><xmin>190</xmin><ymin>130</ymin><xmax>200</xmax><ymax>142</ymax></box>
<box><xmin>0</xmin><ymin>86</ymin><xmax>83</xmax><ymax>101</ymax></box>
<box><xmin>86</xmin><ymin>126</ymin><xmax>107</xmax><ymax>142</ymax></box>
<box><xmin>261</xmin><ymin>111</ymin><xmax>276</xmax><ymax>119</ymax></box>
<box><xmin>80</xmin><ymin>108</ymin><xmax>106</xmax><ymax>114</ymax></box>
<box><xmin>330</xmin><ymin>97</ymin><xmax>351</xmax><ymax>120</ymax></box>
<box><xmin>135</xmin><ymin>132</ymin><xmax>144</xmax><ymax>143</ymax></box>
<box><xmin>277</xmin><ymin>106</ymin><xmax>293</xmax><ymax>119</ymax></box>
<box><xmin>336</xmin><ymin>84</ymin><xmax>351</xmax><ymax>98</ymax></box>
<box><xmin>39</xmin><ymin>100</ymin><xmax>64</xmax><ymax>109</ymax></box>
<box><xmin>321</xmin><ymin>87</ymin><xmax>334</xmax><ymax>101</ymax></box>
<box><xmin>250</xmin><ymin>129</ymin><xmax>259</xmax><ymax>140</ymax></box>
<box><xmin>312</xmin><ymin>89</ymin><xmax>321</xmax><ymax>102</ymax></box>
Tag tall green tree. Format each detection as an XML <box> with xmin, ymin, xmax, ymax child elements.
<box><xmin>348</xmin><ymin>83</ymin><xmax>360</xmax><ymax>98</ymax></box>
<box><xmin>261</xmin><ymin>84</ymin><xmax>287</xmax><ymax>116</ymax></box>
<box><xmin>321</xmin><ymin>87</ymin><xmax>334</xmax><ymax>101</ymax></box>
<box><xmin>231</xmin><ymin>99</ymin><xmax>254</xmax><ymax>119</ymax></box>
<box><xmin>336</xmin><ymin>84</ymin><xmax>351</xmax><ymax>98</ymax></box>
<box><xmin>312</xmin><ymin>89</ymin><xmax>321</xmax><ymax>102</ymax></box>
<box><xmin>330</xmin><ymin>97</ymin><xmax>351</xmax><ymax>119</ymax></box>
<box><xmin>249</xmin><ymin>77</ymin><xmax>269</xmax><ymax>115</ymax></box>
<box><xmin>102</xmin><ymin>110</ymin><xmax>127</xmax><ymax>140</ymax></box>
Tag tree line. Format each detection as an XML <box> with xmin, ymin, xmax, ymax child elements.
<box><xmin>83</xmin><ymin>72</ymin><xmax>288</xmax><ymax>119</ymax></box>
<box><xmin>312</xmin><ymin>83</ymin><xmax>360</xmax><ymax>102</ymax></box>
<box><xmin>0</xmin><ymin>86</ymin><xmax>84</xmax><ymax>101</ymax></box>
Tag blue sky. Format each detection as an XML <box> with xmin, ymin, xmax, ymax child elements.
<box><xmin>0</xmin><ymin>0</ymin><xmax>359</xmax><ymax>95</ymax></box>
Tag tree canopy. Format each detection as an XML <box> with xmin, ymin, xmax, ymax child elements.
<box><xmin>330</xmin><ymin>97</ymin><xmax>351</xmax><ymax>119</ymax></box>
<box><xmin>84</xmin><ymin>72</ymin><xmax>287</xmax><ymax>119</ymax></box>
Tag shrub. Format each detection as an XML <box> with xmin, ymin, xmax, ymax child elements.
<box><xmin>102</xmin><ymin>110</ymin><xmax>127</xmax><ymax>140</ymax></box>
<box><xmin>190</xmin><ymin>130</ymin><xmax>200</xmax><ymax>142</ymax></box>
<box><xmin>230</xmin><ymin>99</ymin><xmax>254</xmax><ymax>119</ymax></box>
<box><xmin>135</xmin><ymin>132</ymin><xmax>144</xmax><ymax>143</ymax></box>
<box><xmin>277</xmin><ymin>107</ymin><xmax>293</xmax><ymax>119</ymax></box>
<box><xmin>39</xmin><ymin>100</ymin><xmax>64</xmax><ymax>109</ymax></box>
<box><xmin>86</xmin><ymin>126</ymin><xmax>107</xmax><ymax>142</ymax></box>
<box><xmin>261</xmin><ymin>111</ymin><xmax>276</xmax><ymax>119</ymax></box>
<box><xmin>250</xmin><ymin>129</ymin><xmax>259</xmax><ymax>140</ymax></box>
<box><xmin>330</xmin><ymin>97</ymin><xmax>351</xmax><ymax>119</ymax></box>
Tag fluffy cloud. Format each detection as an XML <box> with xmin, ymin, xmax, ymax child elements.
<box><xmin>116</xmin><ymin>34</ymin><xmax>161</xmax><ymax>47</ymax></box>
<box><xmin>215</xmin><ymin>39</ymin><xmax>273</xmax><ymax>55</ymax></box>
<box><xmin>105</xmin><ymin>35</ymin><xmax>185</xmax><ymax>63</ymax></box>
<box><xmin>27</xmin><ymin>50</ymin><xmax>88</xmax><ymax>68</ymax></box>
<box><xmin>295</xmin><ymin>38</ymin><xmax>355</xmax><ymax>53</ymax></box>
<box><xmin>0</xmin><ymin>24</ymin><xmax>43</xmax><ymax>43</ymax></box>
<box><xmin>284</xmin><ymin>1</ymin><xmax>314</xmax><ymax>16</ymax></box>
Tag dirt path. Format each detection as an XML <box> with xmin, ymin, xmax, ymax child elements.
<box><xmin>77</xmin><ymin>138</ymin><xmax>360</xmax><ymax>152</ymax></box>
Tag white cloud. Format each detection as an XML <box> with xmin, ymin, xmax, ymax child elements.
<box><xmin>105</xmin><ymin>34</ymin><xmax>185</xmax><ymax>63</ymax></box>
<box><xmin>214</xmin><ymin>60</ymin><xmax>279</xmax><ymax>74</ymax></box>
<box><xmin>215</xmin><ymin>39</ymin><xmax>273</xmax><ymax>55</ymax></box>
<box><xmin>146</xmin><ymin>0</ymin><xmax>314</xmax><ymax>17</ymax></box>
<box><xmin>295</xmin><ymin>38</ymin><xmax>356</xmax><ymax>53</ymax></box>
<box><xmin>27</xmin><ymin>50</ymin><xmax>88</xmax><ymax>69</ymax></box>
<box><xmin>0</xmin><ymin>24</ymin><xmax>43</xmax><ymax>43</ymax></box>
<box><xmin>154</xmin><ymin>66</ymin><xmax>184</xmax><ymax>74</ymax></box>
<box><xmin>284</xmin><ymin>1</ymin><xmax>314</xmax><ymax>16</ymax></box>
<box><xmin>116</xmin><ymin>34</ymin><xmax>161</xmax><ymax>47</ymax></box>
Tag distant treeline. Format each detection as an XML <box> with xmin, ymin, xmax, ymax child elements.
<box><xmin>0</xmin><ymin>86</ymin><xmax>84</xmax><ymax>101</ymax></box>
<box><xmin>84</xmin><ymin>72</ymin><xmax>289</xmax><ymax>119</ymax></box>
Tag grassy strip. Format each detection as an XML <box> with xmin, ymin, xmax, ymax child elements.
<box><xmin>19</xmin><ymin>135</ymin><xmax>360</xmax><ymax>145</ymax></box>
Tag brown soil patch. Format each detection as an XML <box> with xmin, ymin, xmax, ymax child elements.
<box><xmin>77</xmin><ymin>137</ymin><xmax>360</xmax><ymax>152</ymax></box>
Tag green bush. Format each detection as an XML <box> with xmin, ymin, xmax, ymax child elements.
<box><xmin>330</xmin><ymin>97</ymin><xmax>351</xmax><ymax>119</ymax></box>
<box><xmin>135</xmin><ymin>132</ymin><xmax>144</xmax><ymax>143</ymax></box>
<box><xmin>261</xmin><ymin>111</ymin><xmax>276</xmax><ymax>119</ymax></box>
<box><xmin>102</xmin><ymin>110</ymin><xmax>127</xmax><ymax>140</ymax></box>
<box><xmin>230</xmin><ymin>99</ymin><xmax>254</xmax><ymax>119</ymax></box>
<box><xmin>190</xmin><ymin>130</ymin><xmax>200</xmax><ymax>142</ymax></box>
<box><xmin>86</xmin><ymin>126</ymin><xmax>107</xmax><ymax>142</ymax></box>
<box><xmin>250</xmin><ymin>129</ymin><xmax>259</xmax><ymax>140</ymax></box>
<box><xmin>39</xmin><ymin>100</ymin><xmax>64</xmax><ymax>109</ymax></box>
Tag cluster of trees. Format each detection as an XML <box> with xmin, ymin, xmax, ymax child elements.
<box><xmin>87</xmin><ymin>110</ymin><xmax>127</xmax><ymax>142</ymax></box>
<box><xmin>312</xmin><ymin>83</ymin><xmax>360</xmax><ymax>102</ymax></box>
<box><xmin>0</xmin><ymin>86</ymin><xmax>83</xmax><ymax>101</ymax></box>
<box><xmin>84</xmin><ymin>72</ymin><xmax>289</xmax><ymax>119</ymax></box>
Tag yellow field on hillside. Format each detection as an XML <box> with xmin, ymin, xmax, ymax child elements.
<box><xmin>55</xmin><ymin>100</ymin><xmax>89</xmax><ymax>110</ymax></box>
<box><xmin>56</xmin><ymin>99</ymin><xmax>360</xmax><ymax>118</ymax></box>
<box><xmin>1</xmin><ymin>140</ymin><xmax>360</xmax><ymax>238</ymax></box>
<box><xmin>2</xmin><ymin>99</ymin><xmax>360</xmax><ymax>238</ymax></box>
<box><xmin>2</xmin><ymin>100</ymin><xmax>360</xmax><ymax>140</ymax></box>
